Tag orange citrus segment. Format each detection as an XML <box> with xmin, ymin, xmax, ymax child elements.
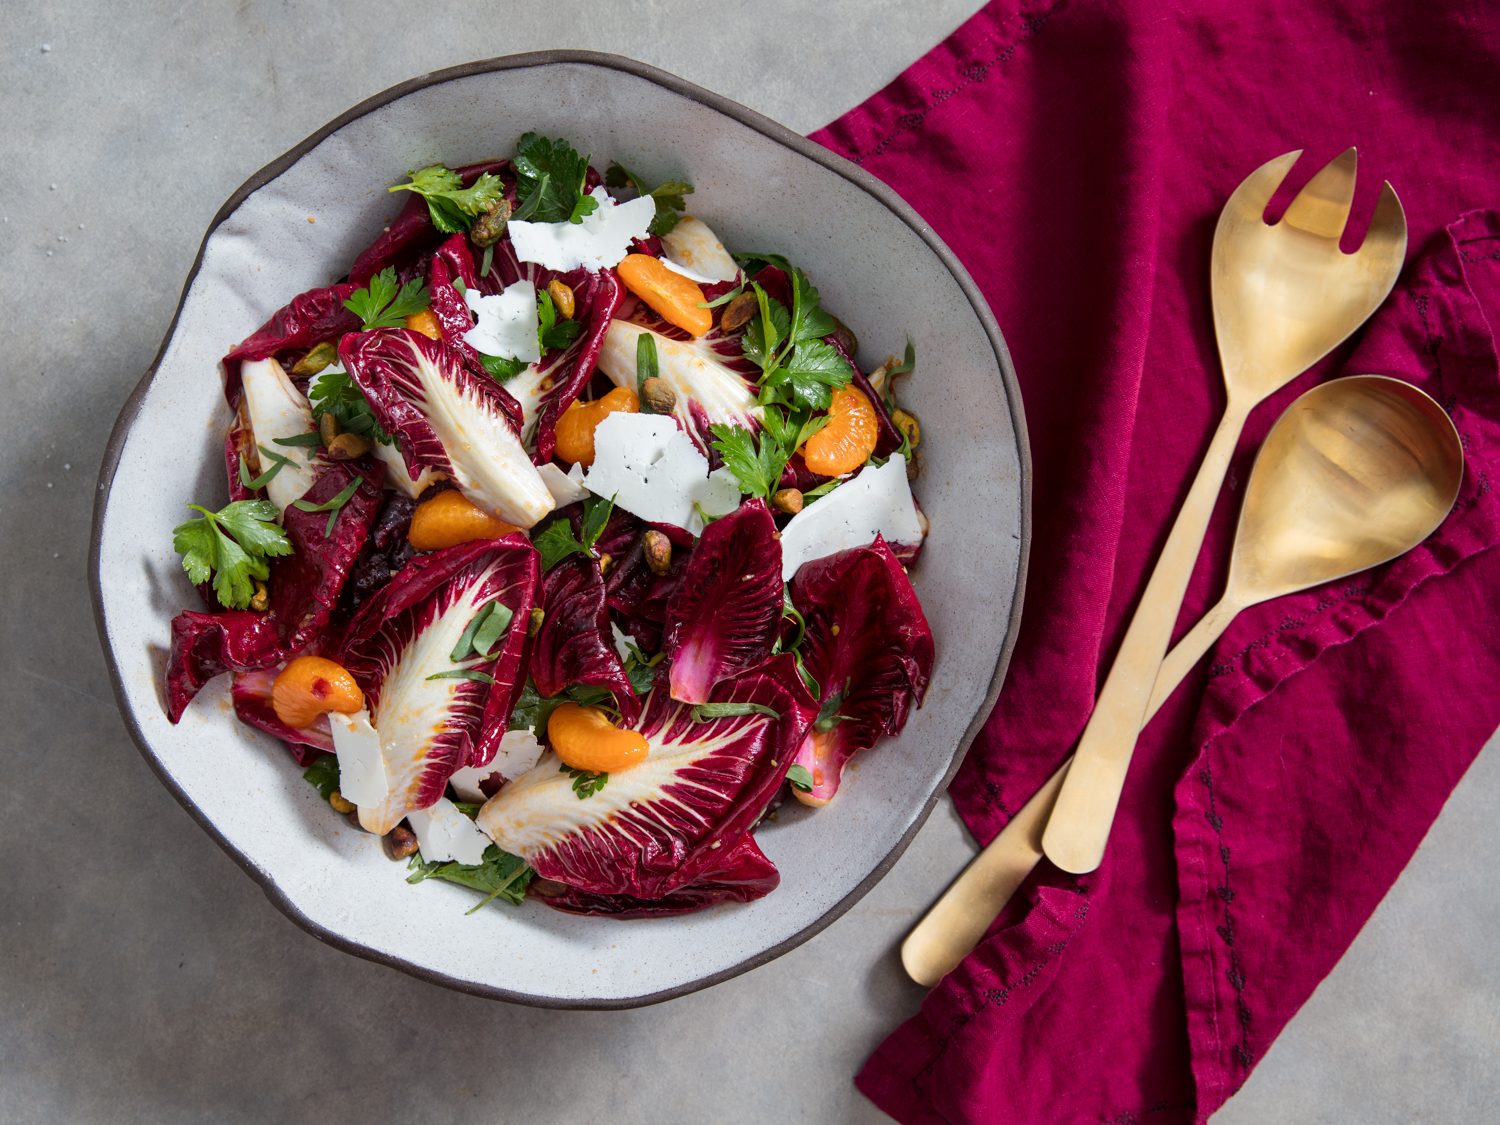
<box><xmin>403</xmin><ymin>309</ymin><xmax>443</xmax><ymax>339</ymax></box>
<box><xmin>548</xmin><ymin>703</ymin><xmax>649</xmax><ymax>773</ymax></box>
<box><xmin>617</xmin><ymin>254</ymin><xmax>712</xmax><ymax>337</ymax></box>
<box><xmin>271</xmin><ymin>656</ymin><xmax>364</xmax><ymax>730</ymax></box>
<box><xmin>553</xmin><ymin>386</ymin><xmax>640</xmax><ymax>467</ymax></box>
<box><xmin>800</xmin><ymin>385</ymin><xmax>880</xmax><ymax>477</ymax></box>
<box><xmin>407</xmin><ymin>489</ymin><xmax>519</xmax><ymax>551</ymax></box>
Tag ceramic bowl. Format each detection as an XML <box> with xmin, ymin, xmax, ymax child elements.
<box><xmin>91</xmin><ymin>52</ymin><xmax>1029</xmax><ymax>1007</ymax></box>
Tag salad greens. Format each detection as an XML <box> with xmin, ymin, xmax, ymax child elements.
<box><xmin>389</xmin><ymin>165</ymin><xmax>506</xmax><ymax>234</ymax></box>
<box><xmin>173</xmin><ymin>499</ymin><xmax>291</xmax><ymax>609</ymax></box>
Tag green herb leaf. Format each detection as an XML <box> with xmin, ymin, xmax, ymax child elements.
<box><xmin>389</xmin><ymin>164</ymin><xmax>506</xmax><ymax>235</ymax></box>
<box><xmin>472</xmin><ymin>602</ymin><xmax>514</xmax><ymax>659</ymax></box>
<box><xmin>635</xmin><ymin>331</ymin><xmax>659</xmax><ymax>399</ymax></box>
<box><xmin>513</xmin><ymin>133</ymin><xmax>594</xmax><ymax>225</ymax></box>
<box><xmin>406</xmin><ymin>844</ymin><xmax>534</xmax><ymax>911</ymax></box>
<box><xmin>272</xmin><ymin>432</ymin><xmax>324</xmax><ymax>449</ymax></box>
<box><xmin>424</xmin><ymin>667</ymin><xmax>497</xmax><ymax>684</ymax></box>
<box><xmin>291</xmin><ymin>476</ymin><xmax>364</xmax><ymax>536</ymax></box>
<box><xmin>786</xmin><ymin>763</ymin><xmax>815</xmax><ymax>792</ymax></box>
<box><xmin>778</xmin><ymin>339</ymin><xmax>854</xmax><ymax>412</ymax></box>
<box><xmin>621</xmin><ymin>642</ymin><xmax>662</xmax><ymax>696</ymax></box>
<box><xmin>236</xmin><ymin>445</ymin><xmax>297</xmax><ymax>491</ymax></box>
<box><xmin>302</xmin><ymin>754</ymin><xmax>340</xmax><ymax>800</ymax></box>
<box><xmin>580</xmin><ymin>493</ymin><xmax>615</xmax><ymax>551</ymax></box>
<box><xmin>308</xmin><ymin>370</ymin><xmax>395</xmax><ymax>445</ymax></box>
<box><xmin>536</xmin><ymin>288</ymin><xmax>583</xmax><ymax>355</ymax></box>
<box><xmin>531</xmin><ymin>518</ymin><xmax>590</xmax><ymax>572</ymax></box>
<box><xmin>559</xmin><ymin>763</ymin><xmax>609</xmax><ymax>799</ymax></box>
<box><xmin>689</xmin><ymin>701</ymin><xmax>782</xmax><ymax>722</ymax></box>
<box><xmin>342</xmin><ymin>266</ymin><xmax>430</xmax><ymax>331</ymax></box>
<box><xmin>604</xmin><ymin>161</ymin><xmax>695</xmax><ymax>236</ymax></box>
<box><xmin>479</xmin><ymin>243</ymin><xmax>496</xmax><ymax>281</ymax></box>
<box><xmin>172</xmin><ymin>500</ymin><xmax>292</xmax><ymax>609</ymax></box>
<box><xmin>479</xmin><ymin>353</ymin><xmax>529</xmax><ymax>384</ymax></box>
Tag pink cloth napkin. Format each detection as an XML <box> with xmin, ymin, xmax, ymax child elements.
<box><xmin>810</xmin><ymin>2</ymin><xmax>1500</xmax><ymax>1121</ymax></box>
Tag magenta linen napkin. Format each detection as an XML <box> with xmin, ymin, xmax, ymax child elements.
<box><xmin>810</xmin><ymin>2</ymin><xmax>1500</xmax><ymax>1121</ymax></box>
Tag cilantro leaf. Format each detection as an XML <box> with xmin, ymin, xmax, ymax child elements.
<box><xmin>389</xmin><ymin>164</ymin><xmax>506</xmax><ymax>235</ymax></box>
<box><xmin>307</xmin><ymin>370</ymin><xmax>394</xmax><ymax>445</ymax></box>
<box><xmin>513</xmin><ymin>133</ymin><xmax>594</xmax><ymax>224</ymax></box>
<box><xmin>604</xmin><ymin>161</ymin><xmax>695</xmax><ymax>235</ymax></box>
<box><xmin>342</xmin><ymin>266</ymin><xmax>430</xmax><ymax>331</ymax></box>
<box><xmin>172</xmin><ymin>500</ymin><xmax>292</xmax><ymax>610</ymax></box>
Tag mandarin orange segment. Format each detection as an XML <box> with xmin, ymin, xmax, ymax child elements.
<box><xmin>616</xmin><ymin>253</ymin><xmax>713</xmax><ymax>337</ymax></box>
<box><xmin>548</xmin><ymin>703</ymin><xmax>650</xmax><ymax>773</ymax></box>
<box><xmin>553</xmin><ymin>386</ymin><xmax>640</xmax><ymax>467</ymax></box>
<box><xmin>403</xmin><ymin>310</ymin><xmax>443</xmax><ymax>340</ymax></box>
<box><xmin>800</xmin><ymin>385</ymin><xmax>880</xmax><ymax>477</ymax></box>
<box><xmin>407</xmin><ymin>489</ymin><xmax>519</xmax><ymax>551</ymax></box>
<box><xmin>271</xmin><ymin>656</ymin><xmax>364</xmax><ymax>730</ymax></box>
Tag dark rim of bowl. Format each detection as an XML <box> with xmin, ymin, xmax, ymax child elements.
<box><xmin>89</xmin><ymin>49</ymin><xmax>1032</xmax><ymax>1010</ymax></box>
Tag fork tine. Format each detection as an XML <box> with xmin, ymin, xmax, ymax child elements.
<box><xmin>1279</xmin><ymin>147</ymin><xmax>1359</xmax><ymax>240</ymax></box>
<box><xmin>1357</xmin><ymin>180</ymin><xmax>1409</xmax><ymax>261</ymax></box>
<box><xmin>1226</xmin><ymin>149</ymin><xmax>1303</xmax><ymax>217</ymax></box>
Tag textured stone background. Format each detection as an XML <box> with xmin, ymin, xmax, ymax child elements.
<box><xmin>4</xmin><ymin>2</ymin><xmax>1497</xmax><ymax>1121</ymax></box>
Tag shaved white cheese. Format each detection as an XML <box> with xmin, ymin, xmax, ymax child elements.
<box><xmin>660</xmin><ymin>216</ymin><xmax>740</xmax><ymax>282</ymax></box>
<box><xmin>583</xmin><ymin>413</ymin><xmax>740</xmax><ymax>534</ymax></box>
<box><xmin>659</xmin><ymin>255</ymin><xmax>718</xmax><ymax>285</ymax></box>
<box><xmin>239</xmin><ymin>357</ymin><xmax>318</xmax><ymax>510</ymax></box>
<box><xmin>448</xmin><ymin>730</ymin><xmax>547</xmax><ymax>802</ymax></box>
<box><xmin>371</xmin><ymin>440</ymin><xmax>443</xmax><ymax>499</ymax></box>
<box><xmin>778</xmin><ymin>456</ymin><xmax>925</xmax><ymax>580</ymax></box>
<box><xmin>538</xmin><ymin>461</ymin><xmax>590</xmax><ymax>507</ymax></box>
<box><xmin>508</xmin><ymin>187</ymin><xmax>655</xmax><ymax>272</ymax></box>
<box><xmin>329</xmin><ymin>709</ymin><xmax>390</xmax><ymax>810</ymax></box>
<box><xmin>463</xmin><ymin>281</ymin><xmax>541</xmax><ymax>364</ymax></box>
<box><xmin>405</xmin><ymin>797</ymin><xmax>491</xmax><ymax>865</ymax></box>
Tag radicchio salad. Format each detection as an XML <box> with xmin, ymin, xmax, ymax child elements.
<box><xmin>165</xmin><ymin>134</ymin><xmax>933</xmax><ymax>917</ymax></box>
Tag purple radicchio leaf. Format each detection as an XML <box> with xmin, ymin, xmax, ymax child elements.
<box><xmin>532</xmin><ymin>554</ymin><xmax>641</xmax><ymax>725</ymax></box>
<box><xmin>338</xmin><ymin>327</ymin><xmax>555</xmax><ymax>529</ymax></box>
<box><xmin>165</xmin><ymin>609</ymin><xmax>285</xmax><ymax>723</ymax></box>
<box><xmin>787</xmin><ymin>537</ymin><xmax>934</xmax><ymax>806</ymax></box>
<box><xmin>230</xmin><ymin>667</ymin><xmax>333</xmax><ymax>765</ymax></box>
<box><xmin>662</xmin><ymin>499</ymin><xmax>783</xmax><ymax>704</ymax></box>
<box><xmin>463</xmin><ymin>237</ymin><xmax>625</xmax><ymax>463</ymax></box>
<box><xmin>530</xmin><ymin>832</ymin><xmax>779</xmax><ymax>917</ymax></box>
<box><xmin>221</xmin><ymin>283</ymin><xmax>361</xmax><ymax>407</ymax></box>
<box><xmin>348</xmin><ymin>159</ymin><xmax>512</xmax><ymax>286</ymax></box>
<box><xmin>594</xmin><ymin>292</ymin><xmax>762</xmax><ymax>455</ymax></box>
<box><xmin>267</xmin><ymin>459</ymin><xmax>386</xmax><ymax>653</ymax></box>
<box><xmin>339</xmin><ymin>538</ymin><xmax>539</xmax><ymax>832</ymax></box>
<box><xmin>477</xmin><ymin>653</ymin><xmax>814</xmax><ymax>903</ymax></box>
<box><xmin>600</xmin><ymin>510</ymin><xmax>694</xmax><ymax>653</ymax></box>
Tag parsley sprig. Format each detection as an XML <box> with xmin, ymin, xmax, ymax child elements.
<box><xmin>531</xmin><ymin>494</ymin><xmax>615</xmax><ymax>571</ymax></box>
<box><xmin>512</xmin><ymin>133</ymin><xmax>597</xmax><ymax>224</ymax></box>
<box><xmin>710</xmin><ymin>259</ymin><xmax>854</xmax><ymax>499</ymax></box>
<box><xmin>173</xmin><ymin>499</ymin><xmax>292</xmax><ymax>609</ymax></box>
<box><xmin>604</xmin><ymin>161</ymin><xmax>694</xmax><ymax>236</ymax></box>
<box><xmin>559</xmin><ymin>763</ymin><xmax>609</xmax><ymax>799</ymax></box>
<box><xmin>537</xmin><ymin>287</ymin><xmax>583</xmax><ymax>353</ymax></box>
<box><xmin>307</xmin><ymin>370</ymin><xmax>394</xmax><ymax>446</ymax></box>
<box><xmin>389</xmin><ymin>164</ymin><xmax>506</xmax><ymax>234</ymax></box>
<box><xmin>407</xmin><ymin>844</ymin><xmax>534</xmax><ymax>912</ymax></box>
<box><xmin>343</xmin><ymin>267</ymin><xmax>430</xmax><ymax>331</ymax></box>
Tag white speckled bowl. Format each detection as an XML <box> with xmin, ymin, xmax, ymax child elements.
<box><xmin>91</xmin><ymin>52</ymin><xmax>1029</xmax><ymax>1007</ymax></box>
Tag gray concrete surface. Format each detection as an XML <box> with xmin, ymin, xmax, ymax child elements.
<box><xmin>3</xmin><ymin>2</ymin><xmax>1497</xmax><ymax>1122</ymax></box>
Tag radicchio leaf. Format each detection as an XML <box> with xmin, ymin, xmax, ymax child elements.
<box><xmin>349</xmin><ymin>159</ymin><xmax>512</xmax><ymax>286</ymax></box>
<box><xmin>461</xmin><ymin>237</ymin><xmax>625</xmax><ymax>462</ymax></box>
<box><xmin>165</xmin><ymin>610</ymin><xmax>284</xmax><ymax>722</ymax></box>
<box><xmin>596</xmin><ymin>301</ymin><xmax>761</xmax><ymax>454</ymax></box>
<box><xmin>268</xmin><ymin>460</ymin><xmax>385</xmax><ymax>652</ymax></box>
<box><xmin>531</xmin><ymin>833</ymin><xmax>779</xmax><ymax>917</ymax></box>
<box><xmin>221</xmin><ymin>283</ymin><xmax>361</xmax><ymax>406</ymax></box>
<box><xmin>230</xmin><ymin>668</ymin><xmax>333</xmax><ymax>765</ymax></box>
<box><xmin>662</xmin><ymin>500</ymin><xmax>782</xmax><ymax>703</ymax></box>
<box><xmin>599</xmin><ymin>511</ymin><xmax>693</xmax><ymax>653</ymax></box>
<box><xmin>787</xmin><ymin>538</ymin><xmax>934</xmax><ymax>806</ymax></box>
<box><xmin>340</xmin><ymin>539</ymin><xmax>539</xmax><ymax>832</ymax></box>
<box><xmin>477</xmin><ymin>654</ymin><xmax>814</xmax><ymax>903</ymax></box>
<box><xmin>339</xmin><ymin>328</ymin><xmax>554</xmax><ymax>528</ymax></box>
<box><xmin>531</xmin><ymin>554</ymin><xmax>640</xmax><ymax>725</ymax></box>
